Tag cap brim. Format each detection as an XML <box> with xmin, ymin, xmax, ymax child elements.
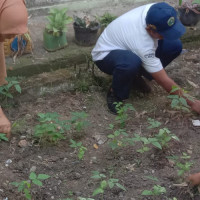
<box><xmin>158</xmin><ymin>19</ymin><xmax>186</xmax><ymax>40</ymax></box>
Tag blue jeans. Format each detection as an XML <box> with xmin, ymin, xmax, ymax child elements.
<box><xmin>95</xmin><ymin>39</ymin><xmax>182</xmax><ymax>100</ymax></box>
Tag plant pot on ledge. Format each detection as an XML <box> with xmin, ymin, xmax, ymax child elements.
<box><xmin>73</xmin><ymin>16</ymin><xmax>100</xmax><ymax>46</ymax></box>
<box><xmin>43</xmin><ymin>7</ymin><xmax>72</xmax><ymax>52</ymax></box>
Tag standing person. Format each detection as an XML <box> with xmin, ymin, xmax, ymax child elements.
<box><xmin>0</xmin><ymin>0</ymin><xmax>28</xmax><ymax>137</ymax></box>
<box><xmin>92</xmin><ymin>2</ymin><xmax>200</xmax><ymax>114</ymax></box>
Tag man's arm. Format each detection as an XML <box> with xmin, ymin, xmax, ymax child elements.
<box><xmin>151</xmin><ymin>69</ymin><xmax>200</xmax><ymax>114</ymax></box>
<box><xmin>0</xmin><ymin>42</ymin><xmax>7</xmax><ymax>85</ymax></box>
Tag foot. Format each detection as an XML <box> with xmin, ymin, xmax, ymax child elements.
<box><xmin>107</xmin><ymin>88</ymin><xmax>122</xmax><ymax>114</ymax></box>
<box><xmin>132</xmin><ymin>76</ymin><xmax>151</xmax><ymax>94</ymax></box>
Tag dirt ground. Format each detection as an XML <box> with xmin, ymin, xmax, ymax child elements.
<box><xmin>0</xmin><ymin>47</ymin><xmax>200</xmax><ymax>200</ymax></box>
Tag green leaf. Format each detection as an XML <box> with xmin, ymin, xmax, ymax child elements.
<box><xmin>32</xmin><ymin>179</ymin><xmax>43</xmax><ymax>186</ymax></box>
<box><xmin>92</xmin><ymin>188</ymin><xmax>104</xmax><ymax>196</ymax></box>
<box><xmin>37</xmin><ymin>174</ymin><xmax>50</xmax><ymax>180</ymax></box>
<box><xmin>144</xmin><ymin>176</ymin><xmax>159</xmax><ymax>182</ymax></box>
<box><xmin>24</xmin><ymin>188</ymin><xmax>31</xmax><ymax>200</ymax></box>
<box><xmin>100</xmin><ymin>180</ymin><xmax>107</xmax><ymax>189</ymax></box>
<box><xmin>14</xmin><ymin>84</ymin><xmax>21</xmax><ymax>93</ymax></box>
<box><xmin>142</xmin><ymin>190</ymin><xmax>153</xmax><ymax>195</ymax></box>
<box><xmin>29</xmin><ymin>172</ymin><xmax>37</xmax><ymax>180</ymax></box>
<box><xmin>115</xmin><ymin>183</ymin><xmax>126</xmax><ymax>191</ymax></box>
<box><xmin>152</xmin><ymin>141</ymin><xmax>162</xmax><ymax>149</ymax></box>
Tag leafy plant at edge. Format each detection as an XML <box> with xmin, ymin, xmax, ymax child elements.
<box><xmin>167</xmin><ymin>152</ymin><xmax>194</xmax><ymax>178</ymax></box>
<box><xmin>0</xmin><ymin>77</ymin><xmax>21</xmax><ymax>103</ymax></box>
<box><xmin>0</xmin><ymin>133</ymin><xmax>8</xmax><ymax>142</ymax></box>
<box><xmin>91</xmin><ymin>171</ymin><xmax>126</xmax><ymax>197</ymax></box>
<box><xmin>70</xmin><ymin>139</ymin><xmax>87</xmax><ymax>160</ymax></box>
<box><xmin>11</xmin><ymin>172</ymin><xmax>50</xmax><ymax>200</ymax></box>
<box><xmin>167</xmin><ymin>85</ymin><xmax>194</xmax><ymax>112</ymax></box>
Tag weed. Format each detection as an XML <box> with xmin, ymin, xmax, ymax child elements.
<box><xmin>107</xmin><ymin>124</ymin><xmax>134</xmax><ymax>150</ymax></box>
<box><xmin>147</xmin><ymin>118</ymin><xmax>161</xmax><ymax>129</ymax></box>
<box><xmin>167</xmin><ymin>153</ymin><xmax>194</xmax><ymax>178</ymax></box>
<box><xmin>11</xmin><ymin>172</ymin><xmax>50</xmax><ymax>200</ymax></box>
<box><xmin>142</xmin><ymin>185</ymin><xmax>166</xmax><ymax>196</ymax></box>
<box><xmin>70</xmin><ymin>112</ymin><xmax>89</xmax><ymax>132</ymax></box>
<box><xmin>0</xmin><ymin>133</ymin><xmax>8</xmax><ymax>142</ymax></box>
<box><xmin>167</xmin><ymin>85</ymin><xmax>194</xmax><ymax>112</ymax></box>
<box><xmin>91</xmin><ymin>171</ymin><xmax>126</xmax><ymax>197</ymax></box>
<box><xmin>0</xmin><ymin>77</ymin><xmax>21</xmax><ymax>103</ymax></box>
<box><xmin>34</xmin><ymin>112</ymin><xmax>70</xmax><ymax>144</ymax></box>
<box><xmin>97</xmin><ymin>12</ymin><xmax>117</xmax><ymax>28</ymax></box>
<box><xmin>115</xmin><ymin>102</ymin><xmax>135</xmax><ymax>128</ymax></box>
<box><xmin>70</xmin><ymin>139</ymin><xmax>87</xmax><ymax>160</ymax></box>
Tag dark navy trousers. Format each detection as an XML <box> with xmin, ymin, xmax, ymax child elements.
<box><xmin>95</xmin><ymin>39</ymin><xmax>182</xmax><ymax>100</ymax></box>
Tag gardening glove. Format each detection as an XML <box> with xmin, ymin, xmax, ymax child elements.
<box><xmin>188</xmin><ymin>172</ymin><xmax>200</xmax><ymax>186</ymax></box>
<box><xmin>190</xmin><ymin>100</ymin><xmax>200</xmax><ymax>114</ymax></box>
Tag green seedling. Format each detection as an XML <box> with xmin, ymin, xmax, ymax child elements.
<box><xmin>142</xmin><ymin>185</ymin><xmax>166</xmax><ymax>196</ymax></box>
<box><xmin>115</xmin><ymin>102</ymin><xmax>135</xmax><ymax>128</ymax></box>
<box><xmin>34</xmin><ymin>112</ymin><xmax>70</xmax><ymax>144</ymax></box>
<box><xmin>70</xmin><ymin>112</ymin><xmax>89</xmax><ymax>132</ymax></box>
<box><xmin>147</xmin><ymin>118</ymin><xmax>161</xmax><ymax>129</ymax></box>
<box><xmin>167</xmin><ymin>153</ymin><xmax>193</xmax><ymax>178</ymax></box>
<box><xmin>91</xmin><ymin>171</ymin><xmax>126</xmax><ymax>197</ymax></box>
<box><xmin>11</xmin><ymin>172</ymin><xmax>50</xmax><ymax>200</ymax></box>
<box><xmin>70</xmin><ymin>139</ymin><xmax>87</xmax><ymax>160</ymax></box>
<box><xmin>0</xmin><ymin>77</ymin><xmax>21</xmax><ymax>103</ymax></box>
<box><xmin>107</xmin><ymin>124</ymin><xmax>135</xmax><ymax>150</ymax></box>
<box><xmin>168</xmin><ymin>85</ymin><xmax>194</xmax><ymax>112</ymax></box>
<box><xmin>154</xmin><ymin>128</ymin><xmax>179</xmax><ymax>149</ymax></box>
<box><xmin>0</xmin><ymin>133</ymin><xmax>8</xmax><ymax>142</ymax></box>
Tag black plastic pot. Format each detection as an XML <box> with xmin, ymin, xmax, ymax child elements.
<box><xmin>73</xmin><ymin>22</ymin><xmax>100</xmax><ymax>46</ymax></box>
<box><xmin>178</xmin><ymin>8</ymin><xmax>200</xmax><ymax>26</ymax></box>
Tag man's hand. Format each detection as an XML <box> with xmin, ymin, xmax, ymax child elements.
<box><xmin>0</xmin><ymin>108</ymin><xmax>11</xmax><ymax>139</ymax></box>
<box><xmin>190</xmin><ymin>100</ymin><xmax>200</xmax><ymax>114</ymax></box>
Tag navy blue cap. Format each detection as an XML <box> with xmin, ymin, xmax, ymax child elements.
<box><xmin>146</xmin><ymin>2</ymin><xmax>186</xmax><ymax>40</ymax></box>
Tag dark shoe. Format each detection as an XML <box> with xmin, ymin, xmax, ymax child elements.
<box><xmin>107</xmin><ymin>89</ymin><xmax>122</xmax><ymax>114</ymax></box>
<box><xmin>132</xmin><ymin>76</ymin><xmax>151</xmax><ymax>94</ymax></box>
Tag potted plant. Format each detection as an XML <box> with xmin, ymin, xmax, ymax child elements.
<box><xmin>178</xmin><ymin>0</ymin><xmax>200</xmax><ymax>26</ymax></box>
<box><xmin>73</xmin><ymin>16</ymin><xmax>100</xmax><ymax>46</ymax></box>
<box><xmin>43</xmin><ymin>7</ymin><xmax>72</xmax><ymax>51</ymax></box>
<box><xmin>97</xmin><ymin>12</ymin><xmax>117</xmax><ymax>33</ymax></box>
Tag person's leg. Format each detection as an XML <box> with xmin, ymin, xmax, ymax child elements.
<box><xmin>95</xmin><ymin>50</ymin><xmax>142</xmax><ymax>113</ymax></box>
<box><xmin>95</xmin><ymin>49</ymin><xmax>142</xmax><ymax>100</ymax></box>
<box><xmin>142</xmin><ymin>39</ymin><xmax>183</xmax><ymax>80</ymax></box>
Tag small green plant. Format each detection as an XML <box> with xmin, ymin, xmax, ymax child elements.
<box><xmin>70</xmin><ymin>112</ymin><xmax>89</xmax><ymax>132</ymax></box>
<box><xmin>11</xmin><ymin>172</ymin><xmax>50</xmax><ymax>200</ymax></box>
<box><xmin>167</xmin><ymin>153</ymin><xmax>194</xmax><ymax>178</ymax></box>
<box><xmin>0</xmin><ymin>133</ymin><xmax>8</xmax><ymax>141</ymax></box>
<box><xmin>154</xmin><ymin>128</ymin><xmax>179</xmax><ymax>149</ymax></box>
<box><xmin>147</xmin><ymin>118</ymin><xmax>161</xmax><ymax>129</ymax></box>
<box><xmin>107</xmin><ymin>124</ymin><xmax>135</xmax><ymax>150</ymax></box>
<box><xmin>0</xmin><ymin>77</ymin><xmax>21</xmax><ymax>102</ymax></box>
<box><xmin>74</xmin><ymin>16</ymin><xmax>98</xmax><ymax>29</ymax></box>
<box><xmin>115</xmin><ymin>102</ymin><xmax>135</xmax><ymax>128</ymax></box>
<box><xmin>142</xmin><ymin>185</ymin><xmax>166</xmax><ymax>196</ymax></box>
<box><xmin>46</xmin><ymin>7</ymin><xmax>72</xmax><ymax>36</ymax></box>
<box><xmin>97</xmin><ymin>12</ymin><xmax>117</xmax><ymax>28</ymax></box>
<box><xmin>168</xmin><ymin>85</ymin><xmax>194</xmax><ymax>112</ymax></box>
<box><xmin>91</xmin><ymin>171</ymin><xmax>126</xmax><ymax>197</ymax></box>
<box><xmin>70</xmin><ymin>139</ymin><xmax>87</xmax><ymax>160</ymax></box>
<box><xmin>34</xmin><ymin>112</ymin><xmax>70</xmax><ymax>144</ymax></box>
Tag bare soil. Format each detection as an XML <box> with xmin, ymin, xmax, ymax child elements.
<box><xmin>1</xmin><ymin>48</ymin><xmax>200</xmax><ymax>200</ymax></box>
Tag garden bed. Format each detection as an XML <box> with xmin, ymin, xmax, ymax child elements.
<box><xmin>0</xmin><ymin>47</ymin><xmax>200</xmax><ymax>200</ymax></box>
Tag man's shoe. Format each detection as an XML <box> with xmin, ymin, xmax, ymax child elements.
<box><xmin>107</xmin><ymin>89</ymin><xmax>122</xmax><ymax>114</ymax></box>
<box><xmin>132</xmin><ymin>76</ymin><xmax>151</xmax><ymax>94</ymax></box>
